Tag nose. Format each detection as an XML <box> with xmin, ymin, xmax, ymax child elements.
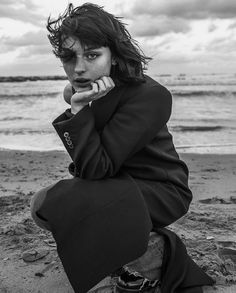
<box><xmin>74</xmin><ymin>56</ymin><xmax>87</xmax><ymax>74</ymax></box>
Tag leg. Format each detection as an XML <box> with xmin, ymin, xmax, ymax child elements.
<box><xmin>125</xmin><ymin>232</ymin><xmax>164</xmax><ymax>281</ymax></box>
<box><xmin>89</xmin><ymin>232</ymin><xmax>164</xmax><ymax>293</ymax></box>
<box><xmin>30</xmin><ymin>183</ymin><xmax>57</xmax><ymax>231</ymax></box>
<box><xmin>35</xmin><ymin>175</ymin><xmax>153</xmax><ymax>293</ymax></box>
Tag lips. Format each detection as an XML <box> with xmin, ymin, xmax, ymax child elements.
<box><xmin>74</xmin><ymin>78</ymin><xmax>91</xmax><ymax>87</ymax></box>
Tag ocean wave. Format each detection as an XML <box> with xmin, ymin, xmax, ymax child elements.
<box><xmin>176</xmin><ymin>143</ymin><xmax>236</xmax><ymax>152</ymax></box>
<box><xmin>171</xmin><ymin>125</ymin><xmax>225</xmax><ymax>132</ymax></box>
<box><xmin>0</xmin><ymin>146</ymin><xmax>65</xmax><ymax>152</ymax></box>
<box><xmin>171</xmin><ymin>90</ymin><xmax>236</xmax><ymax>97</ymax></box>
<box><xmin>0</xmin><ymin>76</ymin><xmax>67</xmax><ymax>82</ymax></box>
<box><xmin>1</xmin><ymin>143</ymin><xmax>235</xmax><ymax>154</ymax></box>
<box><xmin>0</xmin><ymin>92</ymin><xmax>60</xmax><ymax>99</ymax></box>
<box><xmin>161</xmin><ymin>82</ymin><xmax>236</xmax><ymax>86</ymax></box>
<box><xmin>0</xmin><ymin>117</ymin><xmax>36</xmax><ymax>121</ymax></box>
<box><xmin>1</xmin><ymin>90</ymin><xmax>235</xmax><ymax>100</ymax></box>
<box><xmin>0</xmin><ymin>129</ymin><xmax>53</xmax><ymax>135</ymax></box>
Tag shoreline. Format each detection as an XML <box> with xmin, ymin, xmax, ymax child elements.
<box><xmin>1</xmin><ymin>144</ymin><xmax>236</xmax><ymax>154</ymax></box>
<box><xmin>0</xmin><ymin>149</ymin><xmax>235</xmax><ymax>292</ymax></box>
<box><xmin>1</xmin><ymin>148</ymin><xmax>236</xmax><ymax>201</ymax></box>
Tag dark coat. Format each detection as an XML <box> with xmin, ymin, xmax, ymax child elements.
<box><xmin>37</xmin><ymin>76</ymin><xmax>214</xmax><ymax>292</ymax></box>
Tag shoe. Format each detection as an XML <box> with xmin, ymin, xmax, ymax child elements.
<box><xmin>113</xmin><ymin>267</ymin><xmax>161</xmax><ymax>293</ymax></box>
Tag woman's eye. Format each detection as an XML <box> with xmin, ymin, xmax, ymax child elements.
<box><xmin>62</xmin><ymin>55</ymin><xmax>75</xmax><ymax>62</ymax></box>
<box><xmin>59</xmin><ymin>51</ymin><xmax>75</xmax><ymax>62</ymax></box>
<box><xmin>86</xmin><ymin>53</ymin><xmax>98</xmax><ymax>60</ymax></box>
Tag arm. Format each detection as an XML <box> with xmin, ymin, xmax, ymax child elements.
<box><xmin>53</xmin><ymin>85</ymin><xmax>172</xmax><ymax>180</ymax></box>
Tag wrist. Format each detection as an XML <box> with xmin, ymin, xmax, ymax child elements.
<box><xmin>71</xmin><ymin>102</ymin><xmax>88</xmax><ymax>114</ymax></box>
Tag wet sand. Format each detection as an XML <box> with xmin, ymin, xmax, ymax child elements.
<box><xmin>0</xmin><ymin>149</ymin><xmax>235</xmax><ymax>292</ymax></box>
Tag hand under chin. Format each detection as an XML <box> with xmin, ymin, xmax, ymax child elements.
<box><xmin>64</xmin><ymin>84</ymin><xmax>91</xmax><ymax>105</ymax></box>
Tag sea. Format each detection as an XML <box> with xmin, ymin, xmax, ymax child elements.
<box><xmin>0</xmin><ymin>73</ymin><xmax>236</xmax><ymax>154</ymax></box>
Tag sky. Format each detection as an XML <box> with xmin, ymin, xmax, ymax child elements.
<box><xmin>0</xmin><ymin>0</ymin><xmax>236</xmax><ymax>76</ymax></box>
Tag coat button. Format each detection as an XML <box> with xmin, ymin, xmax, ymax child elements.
<box><xmin>63</xmin><ymin>132</ymin><xmax>69</xmax><ymax>137</ymax></box>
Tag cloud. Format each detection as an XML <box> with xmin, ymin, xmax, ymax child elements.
<box><xmin>208</xmin><ymin>23</ymin><xmax>217</xmax><ymax>32</ymax></box>
<box><xmin>129</xmin><ymin>15</ymin><xmax>190</xmax><ymax>37</ymax></box>
<box><xmin>0</xmin><ymin>0</ymin><xmax>44</xmax><ymax>25</ymax></box>
<box><xmin>126</xmin><ymin>1</ymin><xmax>236</xmax><ymax>38</ymax></box>
<box><xmin>0</xmin><ymin>29</ymin><xmax>53</xmax><ymax>60</ymax></box>
<box><xmin>17</xmin><ymin>45</ymin><xmax>52</xmax><ymax>58</ymax></box>
<box><xmin>228</xmin><ymin>21</ymin><xmax>236</xmax><ymax>29</ymax></box>
<box><xmin>0</xmin><ymin>56</ymin><xmax>64</xmax><ymax>76</ymax></box>
<box><xmin>131</xmin><ymin>0</ymin><xmax>236</xmax><ymax>19</ymax></box>
<box><xmin>1</xmin><ymin>30</ymin><xmax>49</xmax><ymax>51</ymax></box>
<box><xmin>206</xmin><ymin>36</ymin><xmax>236</xmax><ymax>54</ymax></box>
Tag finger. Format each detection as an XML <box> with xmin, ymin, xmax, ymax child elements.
<box><xmin>91</xmin><ymin>82</ymin><xmax>99</xmax><ymax>94</ymax></box>
<box><xmin>100</xmin><ymin>76</ymin><xmax>115</xmax><ymax>90</ymax></box>
<box><xmin>95</xmin><ymin>79</ymin><xmax>106</xmax><ymax>92</ymax></box>
<box><xmin>71</xmin><ymin>83</ymin><xmax>98</xmax><ymax>103</ymax></box>
<box><xmin>109</xmin><ymin>77</ymin><xmax>115</xmax><ymax>87</ymax></box>
<box><xmin>87</xmin><ymin>82</ymin><xmax>100</xmax><ymax>101</ymax></box>
<box><xmin>78</xmin><ymin>82</ymin><xmax>98</xmax><ymax>97</ymax></box>
<box><xmin>104</xmin><ymin>76</ymin><xmax>115</xmax><ymax>88</ymax></box>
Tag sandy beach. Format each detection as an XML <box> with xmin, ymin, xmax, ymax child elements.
<box><xmin>0</xmin><ymin>149</ymin><xmax>236</xmax><ymax>292</ymax></box>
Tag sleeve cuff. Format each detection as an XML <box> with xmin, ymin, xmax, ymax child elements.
<box><xmin>64</xmin><ymin>108</ymin><xmax>75</xmax><ymax>119</ymax></box>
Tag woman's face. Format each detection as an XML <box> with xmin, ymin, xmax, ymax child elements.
<box><xmin>61</xmin><ymin>36</ymin><xmax>113</xmax><ymax>92</ymax></box>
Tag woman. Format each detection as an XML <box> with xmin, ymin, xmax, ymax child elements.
<box><xmin>31</xmin><ymin>3</ymin><xmax>213</xmax><ymax>293</ymax></box>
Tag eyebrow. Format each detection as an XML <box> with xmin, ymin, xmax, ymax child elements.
<box><xmin>84</xmin><ymin>46</ymin><xmax>102</xmax><ymax>51</ymax></box>
<box><xmin>61</xmin><ymin>45</ymin><xmax>102</xmax><ymax>52</ymax></box>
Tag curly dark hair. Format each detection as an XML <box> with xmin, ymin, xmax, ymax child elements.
<box><xmin>46</xmin><ymin>3</ymin><xmax>152</xmax><ymax>84</ymax></box>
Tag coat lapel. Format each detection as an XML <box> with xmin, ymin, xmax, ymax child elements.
<box><xmin>91</xmin><ymin>85</ymin><xmax>126</xmax><ymax>131</ymax></box>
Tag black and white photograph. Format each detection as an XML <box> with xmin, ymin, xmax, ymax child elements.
<box><xmin>0</xmin><ymin>1</ymin><xmax>236</xmax><ymax>292</ymax></box>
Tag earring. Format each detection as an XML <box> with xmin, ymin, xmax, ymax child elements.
<box><xmin>112</xmin><ymin>59</ymin><xmax>117</xmax><ymax>65</ymax></box>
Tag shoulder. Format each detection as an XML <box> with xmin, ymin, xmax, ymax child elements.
<box><xmin>120</xmin><ymin>75</ymin><xmax>172</xmax><ymax>108</ymax></box>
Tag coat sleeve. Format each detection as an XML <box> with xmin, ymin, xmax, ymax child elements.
<box><xmin>52</xmin><ymin>85</ymin><xmax>172</xmax><ymax>179</ymax></box>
